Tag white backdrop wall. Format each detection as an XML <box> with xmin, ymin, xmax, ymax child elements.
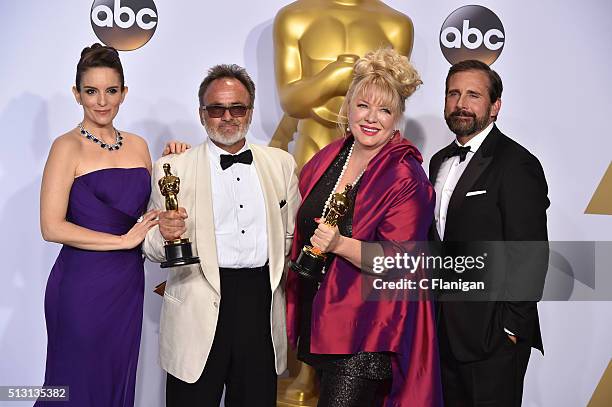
<box><xmin>0</xmin><ymin>1</ymin><xmax>611</xmax><ymax>406</ymax></box>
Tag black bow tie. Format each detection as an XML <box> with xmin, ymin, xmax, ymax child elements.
<box><xmin>220</xmin><ymin>150</ymin><xmax>253</xmax><ymax>170</ymax></box>
<box><xmin>445</xmin><ymin>144</ymin><xmax>471</xmax><ymax>163</ymax></box>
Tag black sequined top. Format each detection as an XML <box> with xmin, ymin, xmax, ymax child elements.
<box><xmin>297</xmin><ymin>141</ymin><xmax>360</xmax><ymax>367</ymax></box>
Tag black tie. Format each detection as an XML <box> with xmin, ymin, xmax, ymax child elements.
<box><xmin>445</xmin><ymin>144</ymin><xmax>471</xmax><ymax>163</ymax></box>
<box><xmin>220</xmin><ymin>149</ymin><xmax>253</xmax><ymax>170</ymax></box>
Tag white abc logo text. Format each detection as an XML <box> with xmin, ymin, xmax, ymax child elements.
<box><xmin>92</xmin><ymin>0</ymin><xmax>157</xmax><ymax>30</ymax></box>
<box><xmin>441</xmin><ymin>20</ymin><xmax>504</xmax><ymax>51</ymax></box>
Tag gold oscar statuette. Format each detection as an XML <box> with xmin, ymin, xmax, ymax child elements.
<box><xmin>289</xmin><ymin>184</ymin><xmax>352</xmax><ymax>282</ymax></box>
<box><xmin>158</xmin><ymin>163</ymin><xmax>200</xmax><ymax>269</ymax></box>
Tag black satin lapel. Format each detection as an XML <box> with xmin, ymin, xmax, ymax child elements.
<box><xmin>429</xmin><ymin>155</ymin><xmax>443</xmax><ymax>184</ymax></box>
<box><xmin>429</xmin><ymin>223</ymin><xmax>442</xmax><ymax>242</ymax></box>
<box><xmin>430</xmin><ymin>142</ymin><xmax>456</xmax><ymax>184</ymax></box>
<box><xmin>446</xmin><ymin>149</ymin><xmax>493</xmax><ymax>221</ymax></box>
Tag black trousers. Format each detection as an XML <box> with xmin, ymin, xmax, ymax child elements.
<box><xmin>439</xmin><ymin>320</ymin><xmax>532</xmax><ymax>407</ymax></box>
<box><xmin>166</xmin><ymin>265</ymin><xmax>277</xmax><ymax>407</ymax></box>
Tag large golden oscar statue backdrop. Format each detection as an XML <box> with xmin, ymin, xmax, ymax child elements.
<box><xmin>271</xmin><ymin>0</ymin><xmax>414</xmax><ymax>170</ymax></box>
<box><xmin>272</xmin><ymin>1</ymin><xmax>414</xmax><ymax>405</ymax></box>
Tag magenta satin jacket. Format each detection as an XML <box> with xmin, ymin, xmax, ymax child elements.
<box><xmin>286</xmin><ymin>133</ymin><xmax>443</xmax><ymax>406</ymax></box>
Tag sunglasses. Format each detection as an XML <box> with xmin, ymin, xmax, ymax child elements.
<box><xmin>201</xmin><ymin>104</ymin><xmax>252</xmax><ymax>118</ymax></box>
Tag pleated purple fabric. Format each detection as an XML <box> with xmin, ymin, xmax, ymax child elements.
<box><xmin>36</xmin><ymin>167</ymin><xmax>150</xmax><ymax>407</ymax></box>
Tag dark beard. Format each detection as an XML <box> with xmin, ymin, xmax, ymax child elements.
<box><xmin>445</xmin><ymin>108</ymin><xmax>491</xmax><ymax>137</ymax></box>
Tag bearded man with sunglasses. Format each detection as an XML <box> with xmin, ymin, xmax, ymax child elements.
<box><xmin>143</xmin><ymin>64</ymin><xmax>300</xmax><ymax>406</ymax></box>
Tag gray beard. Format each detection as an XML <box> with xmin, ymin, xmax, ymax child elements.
<box><xmin>205</xmin><ymin>121</ymin><xmax>248</xmax><ymax>146</ymax></box>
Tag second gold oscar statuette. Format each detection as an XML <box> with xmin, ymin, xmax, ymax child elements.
<box><xmin>289</xmin><ymin>184</ymin><xmax>353</xmax><ymax>282</ymax></box>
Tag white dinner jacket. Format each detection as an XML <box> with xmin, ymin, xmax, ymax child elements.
<box><xmin>143</xmin><ymin>141</ymin><xmax>299</xmax><ymax>383</ymax></box>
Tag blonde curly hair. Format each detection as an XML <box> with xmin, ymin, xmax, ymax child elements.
<box><xmin>339</xmin><ymin>47</ymin><xmax>422</xmax><ymax>135</ymax></box>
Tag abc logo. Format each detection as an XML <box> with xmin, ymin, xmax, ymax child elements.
<box><xmin>90</xmin><ymin>0</ymin><xmax>158</xmax><ymax>51</ymax></box>
<box><xmin>440</xmin><ymin>5</ymin><xmax>505</xmax><ymax>65</ymax></box>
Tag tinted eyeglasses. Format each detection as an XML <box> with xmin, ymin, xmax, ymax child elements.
<box><xmin>201</xmin><ymin>104</ymin><xmax>252</xmax><ymax>118</ymax></box>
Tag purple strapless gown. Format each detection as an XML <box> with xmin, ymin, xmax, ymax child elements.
<box><xmin>36</xmin><ymin>168</ymin><xmax>151</xmax><ymax>407</ymax></box>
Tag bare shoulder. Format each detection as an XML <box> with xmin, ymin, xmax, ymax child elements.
<box><xmin>50</xmin><ymin>129</ymin><xmax>82</xmax><ymax>156</ymax></box>
<box><xmin>43</xmin><ymin>129</ymin><xmax>82</xmax><ymax>177</ymax></box>
<box><xmin>121</xmin><ymin>131</ymin><xmax>149</xmax><ymax>148</ymax></box>
<box><xmin>120</xmin><ymin>132</ymin><xmax>152</xmax><ymax>168</ymax></box>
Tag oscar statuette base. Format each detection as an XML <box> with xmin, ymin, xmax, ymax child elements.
<box><xmin>288</xmin><ymin>246</ymin><xmax>326</xmax><ymax>282</ymax></box>
<box><xmin>161</xmin><ymin>238</ymin><xmax>200</xmax><ymax>269</ymax></box>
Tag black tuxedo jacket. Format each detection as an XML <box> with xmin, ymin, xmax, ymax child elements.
<box><xmin>429</xmin><ymin>125</ymin><xmax>549</xmax><ymax>362</ymax></box>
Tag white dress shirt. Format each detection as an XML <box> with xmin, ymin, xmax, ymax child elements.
<box><xmin>434</xmin><ymin>122</ymin><xmax>494</xmax><ymax>240</ymax></box>
<box><xmin>206</xmin><ymin>137</ymin><xmax>268</xmax><ymax>268</ymax></box>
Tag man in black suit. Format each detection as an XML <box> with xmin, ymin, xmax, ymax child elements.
<box><xmin>429</xmin><ymin>60</ymin><xmax>549</xmax><ymax>406</ymax></box>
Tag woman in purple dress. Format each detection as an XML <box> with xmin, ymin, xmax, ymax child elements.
<box><xmin>36</xmin><ymin>44</ymin><xmax>160</xmax><ymax>406</ymax></box>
